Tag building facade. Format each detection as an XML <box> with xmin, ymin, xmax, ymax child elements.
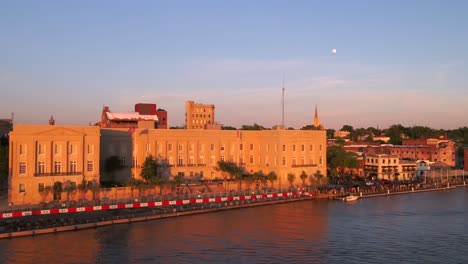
<box><xmin>345</xmin><ymin>140</ymin><xmax>456</xmax><ymax>168</ymax></box>
<box><xmin>364</xmin><ymin>154</ymin><xmax>416</xmax><ymax>180</ymax></box>
<box><xmin>185</xmin><ymin>101</ymin><xmax>217</xmax><ymax>129</ymax></box>
<box><xmin>100</xmin><ymin>127</ymin><xmax>327</xmax><ymax>189</ymax></box>
<box><xmin>9</xmin><ymin>122</ymin><xmax>326</xmax><ymax>204</ymax></box>
<box><xmin>8</xmin><ymin>125</ymin><xmax>101</xmax><ymax>205</ymax></box>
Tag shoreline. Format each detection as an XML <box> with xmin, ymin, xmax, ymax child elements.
<box><xmin>1</xmin><ymin>185</ymin><xmax>466</xmax><ymax>239</ymax></box>
<box><xmin>0</xmin><ymin>197</ymin><xmax>309</xmax><ymax>239</ymax></box>
<box><xmin>359</xmin><ymin>185</ymin><xmax>460</xmax><ymax>199</ymax></box>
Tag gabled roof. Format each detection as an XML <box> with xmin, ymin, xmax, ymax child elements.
<box><xmin>106</xmin><ymin>112</ymin><xmax>158</xmax><ymax>121</ymax></box>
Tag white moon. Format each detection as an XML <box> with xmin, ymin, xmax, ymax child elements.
<box><xmin>332</xmin><ymin>48</ymin><xmax>337</xmax><ymax>54</ymax></box>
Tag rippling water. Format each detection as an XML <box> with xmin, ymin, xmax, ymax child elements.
<box><xmin>1</xmin><ymin>188</ymin><xmax>467</xmax><ymax>263</ymax></box>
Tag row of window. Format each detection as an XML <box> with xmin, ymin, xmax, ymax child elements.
<box><xmin>163</xmin><ymin>143</ymin><xmax>323</xmax><ymax>153</ymax></box>
<box><xmin>19</xmin><ymin>161</ymin><xmax>95</xmax><ymax>175</ymax></box>
<box><xmin>367</xmin><ymin>158</ymin><xmax>398</xmax><ymax>164</ymax></box>
<box><xmin>191</xmin><ymin>114</ymin><xmax>211</xmax><ymax>119</ymax></box>
<box><xmin>193</xmin><ymin>107</ymin><xmax>212</xmax><ymax>113</ymax></box>
<box><xmin>19</xmin><ymin>144</ymin><xmax>95</xmax><ymax>155</ymax></box>
<box><xmin>392</xmin><ymin>150</ymin><xmax>453</xmax><ymax>155</ymax></box>
<box><xmin>131</xmin><ymin>155</ymin><xmax>323</xmax><ymax>167</ymax></box>
<box><xmin>19</xmin><ymin>181</ymin><xmax>96</xmax><ymax>194</ymax></box>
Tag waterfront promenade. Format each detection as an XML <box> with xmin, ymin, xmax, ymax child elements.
<box><xmin>1</xmin><ymin>180</ymin><xmax>466</xmax><ymax>239</ymax></box>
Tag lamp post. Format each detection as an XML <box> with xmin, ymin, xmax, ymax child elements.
<box><xmin>462</xmin><ymin>168</ymin><xmax>465</xmax><ymax>185</ymax></box>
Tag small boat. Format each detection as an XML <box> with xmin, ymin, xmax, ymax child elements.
<box><xmin>335</xmin><ymin>194</ymin><xmax>359</xmax><ymax>202</ymax></box>
<box><xmin>343</xmin><ymin>195</ymin><xmax>359</xmax><ymax>202</ymax></box>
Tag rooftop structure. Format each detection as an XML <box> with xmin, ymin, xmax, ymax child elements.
<box><xmin>99</xmin><ymin>104</ymin><xmax>162</xmax><ymax>129</ymax></box>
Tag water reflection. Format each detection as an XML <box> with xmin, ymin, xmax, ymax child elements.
<box><xmin>0</xmin><ymin>189</ymin><xmax>467</xmax><ymax>263</ymax></box>
<box><xmin>0</xmin><ymin>229</ymin><xmax>99</xmax><ymax>264</ymax></box>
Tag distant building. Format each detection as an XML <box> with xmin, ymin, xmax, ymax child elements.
<box><xmin>416</xmin><ymin>160</ymin><xmax>432</xmax><ymax>179</ymax></box>
<box><xmin>185</xmin><ymin>101</ymin><xmax>220</xmax><ymax>130</ymax></box>
<box><xmin>373</xmin><ymin>136</ymin><xmax>390</xmax><ymax>143</ymax></box>
<box><xmin>344</xmin><ymin>137</ymin><xmax>456</xmax><ymax>167</ymax></box>
<box><xmin>364</xmin><ymin>154</ymin><xmax>416</xmax><ymax>180</ymax></box>
<box><xmin>334</xmin><ymin>131</ymin><xmax>350</xmax><ymax>138</ymax></box>
<box><xmin>134</xmin><ymin>103</ymin><xmax>168</xmax><ymax>129</ymax></box>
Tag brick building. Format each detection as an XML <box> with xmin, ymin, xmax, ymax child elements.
<box><xmin>344</xmin><ymin>137</ymin><xmax>456</xmax><ymax>167</ymax></box>
<box><xmin>185</xmin><ymin>101</ymin><xmax>220</xmax><ymax>129</ymax></box>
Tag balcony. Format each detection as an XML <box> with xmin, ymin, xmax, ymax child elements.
<box><xmin>34</xmin><ymin>172</ymin><xmax>83</xmax><ymax>177</ymax></box>
<box><xmin>291</xmin><ymin>164</ymin><xmax>318</xmax><ymax>168</ymax></box>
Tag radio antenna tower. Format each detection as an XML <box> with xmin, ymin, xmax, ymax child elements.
<box><xmin>281</xmin><ymin>75</ymin><xmax>285</xmax><ymax>127</ymax></box>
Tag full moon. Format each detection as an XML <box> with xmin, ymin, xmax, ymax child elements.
<box><xmin>332</xmin><ymin>48</ymin><xmax>337</xmax><ymax>54</ymax></box>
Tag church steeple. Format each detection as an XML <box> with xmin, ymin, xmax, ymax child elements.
<box><xmin>49</xmin><ymin>115</ymin><xmax>55</xmax><ymax>125</ymax></box>
<box><xmin>313</xmin><ymin>104</ymin><xmax>320</xmax><ymax>127</ymax></box>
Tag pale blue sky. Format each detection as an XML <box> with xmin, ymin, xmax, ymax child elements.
<box><xmin>1</xmin><ymin>0</ymin><xmax>467</xmax><ymax>129</ymax></box>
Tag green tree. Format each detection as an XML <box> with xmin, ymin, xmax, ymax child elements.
<box><xmin>244</xmin><ymin>174</ymin><xmax>257</xmax><ymax>191</ymax></box>
<box><xmin>327</xmin><ymin>145</ymin><xmax>358</xmax><ymax>175</ymax></box>
<box><xmin>299</xmin><ymin>171</ymin><xmax>308</xmax><ymax>187</ymax></box>
<box><xmin>63</xmin><ymin>180</ymin><xmax>77</xmax><ymax>201</ymax></box>
<box><xmin>0</xmin><ymin>136</ymin><xmax>8</xmax><ymax>186</ymax></box>
<box><xmin>384</xmin><ymin>124</ymin><xmax>405</xmax><ymax>145</ymax></box>
<box><xmin>309</xmin><ymin>174</ymin><xmax>317</xmax><ymax>187</ymax></box>
<box><xmin>215</xmin><ymin>160</ymin><xmax>243</xmax><ymax>192</ymax></box>
<box><xmin>314</xmin><ymin>170</ymin><xmax>325</xmax><ymax>186</ymax></box>
<box><xmin>334</xmin><ymin>138</ymin><xmax>346</xmax><ymax>146</ymax></box>
<box><xmin>38</xmin><ymin>185</ymin><xmax>52</xmax><ymax>204</ymax></box>
<box><xmin>221</xmin><ymin>126</ymin><xmax>237</xmax><ymax>130</ymax></box>
<box><xmin>341</xmin><ymin>125</ymin><xmax>354</xmax><ymax>132</ymax></box>
<box><xmin>367</xmin><ymin>126</ymin><xmax>381</xmax><ymax>137</ymax></box>
<box><xmin>140</xmin><ymin>155</ymin><xmax>158</xmax><ymax>184</ymax></box>
<box><xmin>53</xmin><ymin>181</ymin><xmax>63</xmax><ymax>201</ymax></box>
<box><xmin>287</xmin><ymin>173</ymin><xmax>296</xmax><ymax>187</ymax></box>
<box><xmin>78</xmin><ymin>177</ymin><xmax>88</xmax><ymax>200</ymax></box>
<box><xmin>259</xmin><ymin>172</ymin><xmax>268</xmax><ymax>191</ymax></box>
<box><xmin>88</xmin><ymin>180</ymin><xmax>100</xmax><ymax>201</ymax></box>
<box><xmin>267</xmin><ymin>171</ymin><xmax>277</xmax><ymax>189</ymax></box>
<box><xmin>241</xmin><ymin>123</ymin><xmax>267</xmax><ymax>130</ymax></box>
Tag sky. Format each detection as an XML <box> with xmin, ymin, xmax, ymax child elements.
<box><xmin>1</xmin><ymin>0</ymin><xmax>468</xmax><ymax>130</ymax></box>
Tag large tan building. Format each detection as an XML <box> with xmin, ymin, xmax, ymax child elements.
<box><xmin>8</xmin><ymin>125</ymin><xmax>101</xmax><ymax>205</ymax></box>
<box><xmin>9</xmin><ymin>122</ymin><xmax>326</xmax><ymax>204</ymax></box>
<box><xmin>100</xmin><ymin>122</ymin><xmax>327</xmax><ymax>187</ymax></box>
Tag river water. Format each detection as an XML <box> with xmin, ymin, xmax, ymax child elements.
<box><xmin>0</xmin><ymin>188</ymin><xmax>467</xmax><ymax>264</ymax></box>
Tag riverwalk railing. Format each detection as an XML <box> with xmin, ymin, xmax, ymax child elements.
<box><xmin>1</xmin><ymin>181</ymin><xmax>466</xmax><ymax>220</ymax></box>
<box><xmin>0</xmin><ymin>189</ymin><xmax>308</xmax><ymax>220</ymax></box>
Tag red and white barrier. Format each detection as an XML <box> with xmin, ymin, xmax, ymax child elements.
<box><xmin>0</xmin><ymin>192</ymin><xmax>301</xmax><ymax>219</ymax></box>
